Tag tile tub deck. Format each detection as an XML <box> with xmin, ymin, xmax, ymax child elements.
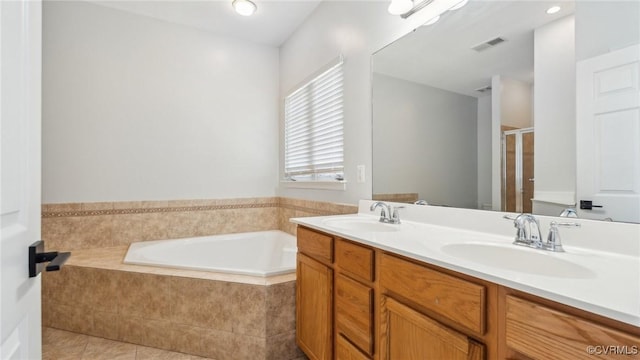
<box><xmin>42</xmin><ymin>246</ymin><xmax>302</xmax><ymax>360</ymax></box>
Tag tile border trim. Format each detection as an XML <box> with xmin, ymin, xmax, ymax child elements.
<box><xmin>42</xmin><ymin>203</ymin><xmax>279</xmax><ymax>218</ymax></box>
<box><xmin>41</xmin><ymin>197</ymin><xmax>358</xmax><ymax>218</ymax></box>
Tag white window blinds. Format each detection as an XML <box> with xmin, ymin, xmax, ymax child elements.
<box><xmin>284</xmin><ymin>58</ymin><xmax>344</xmax><ymax>181</ymax></box>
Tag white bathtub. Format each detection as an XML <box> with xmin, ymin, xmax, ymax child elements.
<box><xmin>123</xmin><ymin>230</ymin><xmax>297</xmax><ymax>277</ymax></box>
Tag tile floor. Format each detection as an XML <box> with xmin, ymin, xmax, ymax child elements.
<box><xmin>42</xmin><ymin>327</ymin><xmax>213</xmax><ymax>360</ymax></box>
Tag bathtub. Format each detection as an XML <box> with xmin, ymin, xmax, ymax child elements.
<box><xmin>123</xmin><ymin>230</ymin><xmax>297</xmax><ymax>277</ymax></box>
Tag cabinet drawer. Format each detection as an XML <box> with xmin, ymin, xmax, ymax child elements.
<box><xmin>506</xmin><ymin>296</ymin><xmax>640</xmax><ymax>360</ymax></box>
<box><xmin>336</xmin><ymin>239</ymin><xmax>374</xmax><ymax>282</ymax></box>
<box><xmin>297</xmin><ymin>227</ymin><xmax>333</xmax><ymax>264</ymax></box>
<box><xmin>337</xmin><ymin>335</ymin><xmax>370</xmax><ymax>360</ymax></box>
<box><xmin>336</xmin><ymin>274</ymin><xmax>374</xmax><ymax>355</ymax></box>
<box><xmin>380</xmin><ymin>253</ymin><xmax>486</xmax><ymax>334</ymax></box>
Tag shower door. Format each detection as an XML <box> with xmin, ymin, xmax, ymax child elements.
<box><xmin>502</xmin><ymin>128</ymin><xmax>534</xmax><ymax>213</ymax></box>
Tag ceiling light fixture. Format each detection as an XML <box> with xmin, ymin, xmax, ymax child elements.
<box><xmin>233</xmin><ymin>0</ymin><xmax>257</xmax><ymax>16</ymax></box>
<box><xmin>448</xmin><ymin>0</ymin><xmax>469</xmax><ymax>11</ymax></box>
<box><xmin>546</xmin><ymin>5</ymin><xmax>561</xmax><ymax>14</ymax></box>
<box><xmin>388</xmin><ymin>0</ymin><xmax>414</xmax><ymax>16</ymax></box>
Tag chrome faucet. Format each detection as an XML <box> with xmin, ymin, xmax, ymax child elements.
<box><xmin>505</xmin><ymin>213</ymin><xmax>580</xmax><ymax>252</ymax></box>
<box><xmin>559</xmin><ymin>208</ymin><xmax>578</xmax><ymax>218</ymax></box>
<box><xmin>370</xmin><ymin>201</ymin><xmax>402</xmax><ymax>224</ymax></box>
<box><xmin>512</xmin><ymin>213</ymin><xmax>544</xmax><ymax>248</ymax></box>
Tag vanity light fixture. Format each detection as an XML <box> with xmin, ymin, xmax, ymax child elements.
<box><xmin>390</xmin><ymin>0</ymin><xmax>468</xmax><ymax>21</ymax></box>
<box><xmin>388</xmin><ymin>0</ymin><xmax>414</xmax><ymax>16</ymax></box>
<box><xmin>232</xmin><ymin>0</ymin><xmax>257</xmax><ymax>16</ymax></box>
<box><xmin>449</xmin><ymin>0</ymin><xmax>469</xmax><ymax>11</ymax></box>
<box><xmin>546</xmin><ymin>5</ymin><xmax>561</xmax><ymax>14</ymax></box>
<box><xmin>423</xmin><ymin>15</ymin><xmax>440</xmax><ymax>26</ymax></box>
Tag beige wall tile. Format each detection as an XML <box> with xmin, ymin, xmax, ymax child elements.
<box><xmin>91</xmin><ymin>311</ymin><xmax>119</xmax><ymax>341</ymax></box>
<box><xmin>47</xmin><ymin>303</ymin><xmax>93</xmax><ymax>334</ymax></box>
<box><xmin>42</xmin><ymin>196</ymin><xmax>351</xmax><ymax>250</ymax></box>
<box><xmin>266</xmin><ymin>281</ymin><xmax>296</xmax><ymax>337</ymax></box>
<box><xmin>266</xmin><ymin>331</ymin><xmax>303</xmax><ymax>360</ymax></box>
<box><xmin>42</xmin><ymin>203</ymin><xmax>83</xmax><ymax>212</ymax></box>
<box><xmin>46</xmin><ymin>267</ymin><xmax>119</xmax><ymax>312</ymax></box>
<box><xmin>139</xmin><ymin>212</ymin><xmax>170</xmax><ymax>241</ymax></box>
<box><xmin>166</xmin><ymin>211</ymin><xmax>206</xmax><ymax>239</ymax></box>
<box><xmin>167</xmin><ymin>199</ymin><xmax>197</xmax><ymax>207</ymax></box>
<box><xmin>113</xmin><ymin>201</ymin><xmax>142</xmax><ymax>210</ymax></box>
<box><xmin>87</xmin><ymin>268</ymin><xmax>121</xmax><ymax>313</ymax></box>
<box><xmin>119</xmin><ymin>272</ymin><xmax>172</xmax><ymax>320</ymax></box>
<box><xmin>140</xmin><ymin>200</ymin><xmax>169</xmax><ymax>209</ymax></box>
<box><xmin>170</xmin><ymin>277</ymin><xmax>233</xmax><ymax>331</ymax></box>
<box><xmin>125</xmin><ymin>317</ymin><xmax>174</xmax><ymax>350</ymax></box>
<box><xmin>169</xmin><ymin>324</ymin><xmax>203</xmax><ymax>355</ymax></box>
<box><xmin>230</xmin><ymin>283</ymin><xmax>267</xmax><ymax>337</ymax></box>
<box><xmin>82</xmin><ymin>202</ymin><xmax>114</xmax><ymax>211</ymax></box>
<box><xmin>41</xmin><ymin>216</ymin><xmax>84</xmax><ymax>252</ymax></box>
<box><xmin>111</xmin><ymin>214</ymin><xmax>143</xmax><ymax>245</ymax></box>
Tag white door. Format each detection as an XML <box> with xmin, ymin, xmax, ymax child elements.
<box><xmin>576</xmin><ymin>44</ymin><xmax>640</xmax><ymax>223</ymax></box>
<box><xmin>1</xmin><ymin>0</ymin><xmax>43</xmax><ymax>359</ymax></box>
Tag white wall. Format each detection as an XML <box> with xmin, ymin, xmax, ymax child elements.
<box><xmin>372</xmin><ymin>74</ymin><xmax>478</xmax><ymax>208</ymax></box>
<box><xmin>575</xmin><ymin>1</ymin><xmax>640</xmax><ymax>62</ymax></box>
<box><xmin>278</xmin><ymin>0</ymin><xmax>462</xmax><ymax>205</ymax></box>
<box><xmin>500</xmin><ymin>78</ymin><xmax>533</xmax><ymax>129</ymax></box>
<box><xmin>42</xmin><ymin>1</ymin><xmax>279</xmax><ymax>203</ymax></box>
<box><xmin>477</xmin><ymin>96</ymin><xmax>492</xmax><ymax>210</ymax></box>
<box><xmin>532</xmin><ymin>15</ymin><xmax>576</xmax><ymax>212</ymax></box>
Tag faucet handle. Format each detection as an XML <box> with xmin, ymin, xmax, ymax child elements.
<box><xmin>391</xmin><ymin>206</ymin><xmax>405</xmax><ymax>224</ymax></box>
<box><xmin>546</xmin><ymin>221</ymin><xmax>581</xmax><ymax>252</ymax></box>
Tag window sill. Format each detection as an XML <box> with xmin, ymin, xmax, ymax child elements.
<box><xmin>280</xmin><ymin>180</ymin><xmax>347</xmax><ymax>191</ymax></box>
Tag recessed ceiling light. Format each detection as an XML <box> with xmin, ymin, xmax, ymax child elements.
<box><xmin>233</xmin><ymin>0</ymin><xmax>257</xmax><ymax>16</ymax></box>
<box><xmin>546</xmin><ymin>5</ymin><xmax>561</xmax><ymax>14</ymax></box>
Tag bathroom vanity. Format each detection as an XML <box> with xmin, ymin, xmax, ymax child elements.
<box><xmin>292</xmin><ymin>201</ymin><xmax>640</xmax><ymax>360</ymax></box>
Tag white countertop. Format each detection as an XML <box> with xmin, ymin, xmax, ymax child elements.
<box><xmin>291</xmin><ymin>201</ymin><xmax>640</xmax><ymax>328</ymax></box>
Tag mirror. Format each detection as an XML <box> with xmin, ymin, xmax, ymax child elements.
<box><xmin>372</xmin><ymin>0</ymin><xmax>640</xmax><ymax>222</ymax></box>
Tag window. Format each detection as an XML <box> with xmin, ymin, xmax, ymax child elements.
<box><xmin>284</xmin><ymin>57</ymin><xmax>344</xmax><ymax>185</ymax></box>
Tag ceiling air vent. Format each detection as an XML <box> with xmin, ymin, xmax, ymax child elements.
<box><xmin>474</xmin><ymin>85</ymin><xmax>492</xmax><ymax>93</ymax></box>
<box><xmin>471</xmin><ymin>37</ymin><xmax>506</xmax><ymax>52</ymax></box>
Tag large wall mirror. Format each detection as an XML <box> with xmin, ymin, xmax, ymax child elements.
<box><xmin>372</xmin><ymin>0</ymin><xmax>640</xmax><ymax>223</ymax></box>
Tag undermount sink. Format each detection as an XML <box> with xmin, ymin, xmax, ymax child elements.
<box><xmin>441</xmin><ymin>243</ymin><xmax>596</xmax><ymax>279</ymax></box>
<box><xmin>321</xmin><ymin>217</ymin><xmax>400</xmax><ymax>232</ymax></box>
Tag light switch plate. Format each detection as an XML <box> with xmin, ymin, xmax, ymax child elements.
<box><xmin>357</xmin><ymin>165</ymin><xmax>365</xmax><ymax>183</ymax></box>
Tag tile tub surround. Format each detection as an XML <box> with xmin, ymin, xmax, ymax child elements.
<box><xmin>41</xmin><ymin>197</ymin><xmax>353</xmax><ymax>358</ymax></box>
<box><xmin>42</xmin><ymin>197</ymin><xmax>357</xmax><ymax>251</ymax></box>
<box><xmin>42</xmin><ymin>246</ymin><xmax>301</xmax><ymax>360</ymax></box>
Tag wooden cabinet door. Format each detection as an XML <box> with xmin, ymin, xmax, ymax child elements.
<box><xmin>337</xmin><ymin>335</ymin><xmax>370</xmax><ymax>360</ymax></box>
<box><xmin>506</xmin><ymin>295</ymin><xmax>640</xmax><ymax>360</ymax></box>
<box><xmin>380</xmin><ymin>296</ymin><xmax>485</xmax><ymax>360</ymax></box>
<box><xmin>296</xmin><ymin>253</ymin><xmax>333</xmax><ymax>360</ymax></box>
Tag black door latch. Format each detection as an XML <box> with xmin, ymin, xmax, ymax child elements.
<box><xmin>29</xmin><ymin>240</ymin><xmax>71</xmax><ymax>278</ymax></box>
<box><xmin>579</xmin><ymin>200</ymin><xmax>603</xmax><ymax>210</ymax></box>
